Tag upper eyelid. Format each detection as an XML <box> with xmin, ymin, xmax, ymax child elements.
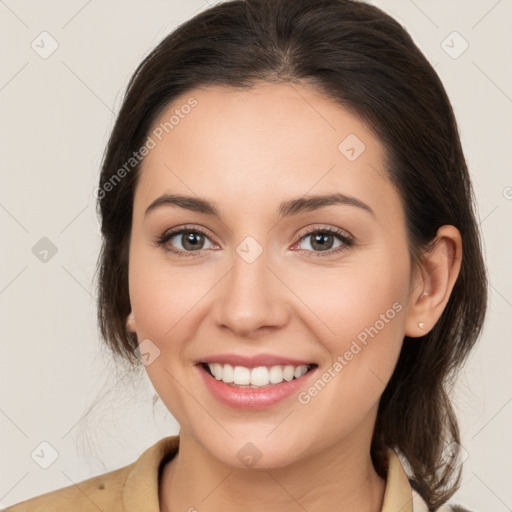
<box><xmin>295</xmin><ymin>225</ymin><xmax>353</xmax><ymax>241</ymax></box>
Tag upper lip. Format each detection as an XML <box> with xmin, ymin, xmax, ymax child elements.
<box><xmin>198</xmin><ymin>353</ymin><xmax>316</xmax><ymax>368</ymax></box>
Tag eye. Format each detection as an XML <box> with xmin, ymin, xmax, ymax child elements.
<box><xmin>155</xmin><ymin>225</ymin><xmax>355</xmax><ymax>258</ymax></box>
<box><xmin>155</xmin><ymin>225</ymin><xmax>217</xmax><ymax>257</ymax></box>
<box><xmin>292</xmin><ymin>227</ymin><xmax>354</xmax><ymax>257</ymax></box>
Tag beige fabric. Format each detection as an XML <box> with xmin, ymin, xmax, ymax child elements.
<box><xmin>2</xmin><ymin>435</ymin><xmax>461</xmax><ymax>511</ymax></box>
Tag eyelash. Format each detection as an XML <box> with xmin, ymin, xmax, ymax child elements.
<box><xmin>154</xmin><ymin>225</ymin><xmax>355</xmax><ymax>259</ymax></box>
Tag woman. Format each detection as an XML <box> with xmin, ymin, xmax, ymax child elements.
<box><xmin>5</xmin><ymin>0</ymin><xmax>487</xmax><ymax>510</ymax></box>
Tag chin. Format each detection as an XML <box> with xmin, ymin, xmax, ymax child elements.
<box><xmin>198</xmin><ymin>431</ymin><xmax>305</xmax><ymax>470</ymax></box>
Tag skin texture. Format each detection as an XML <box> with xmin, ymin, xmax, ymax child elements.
<box><xmin>125</xmin><ymin>82</ymin><xmax>462</xmax><ymax>512</ymax></box>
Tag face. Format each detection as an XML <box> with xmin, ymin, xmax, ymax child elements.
<box><xmin>126</xmin><ymin>82</ymin><xmax>414</xmax><ymax>468</ymax></box>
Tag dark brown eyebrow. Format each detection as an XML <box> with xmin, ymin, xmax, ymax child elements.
<box><xmin>144</xmin><ymin>193</ymin><xmax>375</xmax><ymax>220</ymax></box>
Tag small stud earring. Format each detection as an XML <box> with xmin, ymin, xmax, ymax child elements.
<box><xmin>418</xmin><ymin>322</ymin><xmax>425</xmax><ymax>329</ymax></box>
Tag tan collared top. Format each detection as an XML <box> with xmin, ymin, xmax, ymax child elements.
<box><xmin>3</xmin><ymin>435</ymin><xmax>463</xmax><ymax>511</ymax></box>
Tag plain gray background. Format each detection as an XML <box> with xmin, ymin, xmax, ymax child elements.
<box><xmin>0</xmin><ymin>0</ymin><xmax>511</xmax><ymax>509</ymax></box>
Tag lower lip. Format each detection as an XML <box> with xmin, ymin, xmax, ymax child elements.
<box><xmin>197</xmin><ymin>364</ymin><xmax>318</xmax><ymax>410</ymax></box>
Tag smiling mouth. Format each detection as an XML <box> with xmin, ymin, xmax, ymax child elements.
<box><xmin>200</xmin><ymin>362</ymin><xmax>318</xmax><ymax>388</ymax></box>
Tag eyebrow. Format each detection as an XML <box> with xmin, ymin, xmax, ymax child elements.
<box><xmin>144</xmin><ymin>192</ymin><xmax>375</xmax><ymax>220</ymax></box>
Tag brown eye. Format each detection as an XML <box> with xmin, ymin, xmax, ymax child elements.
<box><xmin>294</xmin><ymin>227</ymin><xmax>354</xmax><ymax>257</ymax></box>
<box><xmin>156</xmin><ymin>226</ymin><xmax>216</xmax><ymax>257</ymax></box>
<box><xmin>176</xmin><ymin>231</ymin><xmax>206</xmax><ymax>251</ymax></box>
<box><xmin>307</xmin><ymin>232</ymin><xmax>337</xmax><ymax>251</ymax></box>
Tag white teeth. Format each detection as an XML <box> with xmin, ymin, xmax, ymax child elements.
<box><xmin>211</xmin><ymin>363</ymin><xmax>223</xmax><ymax>380</ymax></box>
<box><xmin>282</xmin><ymin>365</ymin><xmax>295</xmax><ymax>381</ymax></box>
<box><xmin>206</xmin><ymin>363</ymin><xmax>311</xmax><ymax>387</ymax></box>
<box><xmin>222</xmin><ymin>363</ymin><xmax>234</xmax><ymax>383</ymax></box>
<box><xmin>269</xmin><ymin>365</ymin><xmax>283</xmax><ymax>384</ymax></box>
<box><xmin>233</xmin><ymin>365</ymin><xmax>251</xmax><ymax>385</ymax></box>
<box><xmin>250</xmin><ymin>366</ymin><xmax>269</xmax><ymax>386</ymax></box>
<box><xmin>294</xmin><ymin>366</ymin><xmax>305</xmax><ymax>379</ymax></box>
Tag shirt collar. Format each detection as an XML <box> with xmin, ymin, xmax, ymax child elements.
<box><xmin>123</xmin><ymin>436</ymin><xmax>418</xmax><ymax>512</ymax></box>
<box><xmin>123</xmin><ymin>435</ymin><xmax>180</xmax><ymax>512</ymax></box>
<box><xmin>382</xmin><ymin>447</ymin><xmax>416</xmax><ymax>512</ymax></box>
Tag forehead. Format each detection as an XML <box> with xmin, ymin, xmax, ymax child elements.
<box><xmin>134</xmin><ymin>82</ymin><xmax>399</xmax><ymax>221</ymax></box>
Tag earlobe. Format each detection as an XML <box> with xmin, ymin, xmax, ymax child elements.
<box><xmin>126</xmin><ymin>311</ymin><xmax>136</xmax><ymax>333</ymax></box>
<box><xmin>405</xmin><ymin>225</ymin><xmax>462</xmax><ymax>338</ymax></box>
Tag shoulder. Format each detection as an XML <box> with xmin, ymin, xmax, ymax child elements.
<box><xmin>1</xmin><ymin>464</ymin><xmax>133</xmax><ymax>512</ymax></box>
<box><xmin>2</xmin><ymin>435</ymin><xmax>180</xmax><ymax>512</ymax></box>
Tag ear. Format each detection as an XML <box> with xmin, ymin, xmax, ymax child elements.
<box><xmin>126</xmin><ymin>311</ymin><xmax>137</xmax><ymax>333</ymax></box>
<box><xmin>404</xmin><ymin>225</ymin><xmax>462</xmax><ymax>337</ymax></box>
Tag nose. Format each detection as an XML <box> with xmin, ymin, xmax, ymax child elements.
<box><xmin>211</xmin><ymin>244</ymin><xmax>290</xmax><ymax>338</ymax></box>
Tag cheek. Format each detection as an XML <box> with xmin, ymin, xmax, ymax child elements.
<box><xmin>288</xmin><ymin>255</ymin><xmax>408</xmax><ymax>442</ymax></box>
<box><xmin>292</xmin><ymin>248</ymin><xmax>409</xmax><ymax>343</ymax></box>
<box><xmin>293</xmin><ymin>246</ymin><xmax>410</xmax><ymax>391</ymax></box>
<box><xmin>127</xmin><ymin>240</ymin><xmax>209</xmax><ymax>340</ymax></box>
<box><xmin>126</xmin><ymin>247</ymin><xmax>202</xmax><ymax>421</ymax></box>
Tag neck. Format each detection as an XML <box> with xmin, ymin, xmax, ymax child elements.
<box><xmin>159</xmin><ymin>432</ymin><xmax>386</xmax><ymax>512</ymax></box>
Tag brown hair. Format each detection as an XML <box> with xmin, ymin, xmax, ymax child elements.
<box><xmin>95</xmin><ymin>0</ymin><xmax>487</xmax><ymax>508</ymax></box>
